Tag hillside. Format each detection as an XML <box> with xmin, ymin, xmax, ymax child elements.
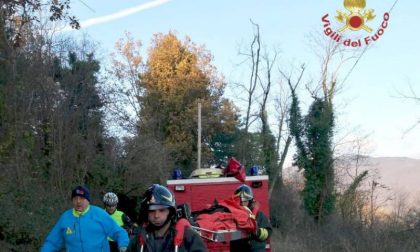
<box><xmin>360</xmin><ymin>157</ymin><xmax>420</xmax><ymax>206</ymax></box>
<box><xmin>284</xmin><ymin>156</ymin><xmax>420</xmax><ymax>207</ymax></box>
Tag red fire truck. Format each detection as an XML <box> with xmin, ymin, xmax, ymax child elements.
<box><xmin>167</xmin><ymin>172</ymin><xmax>271</xmax><ymax>252</ymax></box>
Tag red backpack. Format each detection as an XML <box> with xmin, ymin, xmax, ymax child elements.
<box><xmin>224</xmin><ymin>157</ymin><xmax>246</xmax><ymax>182</ymax></box>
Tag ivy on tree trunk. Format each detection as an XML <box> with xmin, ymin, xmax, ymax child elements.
<box><xmin>289</xmin><ymin>88</ymin><xmax>335</xmax><ymax>222</ymax></box>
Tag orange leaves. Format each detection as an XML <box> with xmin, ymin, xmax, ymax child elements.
<box><xmin>111</xmin><ymin>31</ymin><xmax>237</xmax><ymax>165</ymax></box>
<box><xmin>146</xmin><ymin>32</ymin><xmax>201</xmax><ymax>89</ymax></box>
<box><xmin>111</xmin><ymin>32</ymin><xmax>144</xmax><ymax>82</ymax></box>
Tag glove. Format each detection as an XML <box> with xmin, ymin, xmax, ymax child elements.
<box><xmin>119</xmin><ymin>247</ymin><xmax>128</xmax><ymax>252</ymax></box>
<box><xmin>256</xmin><ymin>227</ymin><xmax>269</xmax><ymax>241</ymax></box>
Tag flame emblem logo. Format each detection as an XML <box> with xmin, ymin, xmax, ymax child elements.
<box><xmin>336</xmin><ymin>0</ymin><xmax>376</xmax><ymax>32</ymax></box>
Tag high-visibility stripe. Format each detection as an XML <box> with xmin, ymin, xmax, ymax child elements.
<box><xmin>258</xmin><ymin>228</ymin><xmax>269</xmax><ymax>240</ymax></box>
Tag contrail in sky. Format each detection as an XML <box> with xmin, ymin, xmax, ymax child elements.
<box><xmin>61</xmin><ymin>0</ymin><xmax>172</xmax><ymax>31</ymax></box>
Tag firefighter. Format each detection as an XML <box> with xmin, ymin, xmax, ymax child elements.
<box><xmin>103</xmin><ymin>192</ymin><xmax>135</xmax><ymax>251</ymax></box>
<box><xmin>230</xmin><ymin>184</ymin><xmax>273</xmax><ymax>252</ymax></box>
<box><xmin>128</xmin><ymin>184</ymin><xmax>207</xmax><ymax>252</ymax></box>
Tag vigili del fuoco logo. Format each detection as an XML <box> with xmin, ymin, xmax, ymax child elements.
<box><xmin>321</xmin><ymin>0</ymin><xmax>390</xmax><ymax>47</ymax></box>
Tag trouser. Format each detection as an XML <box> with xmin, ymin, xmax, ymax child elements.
<box><xmin>109</xmin><ymin>240</ymin><xmax>119</xmax><ymax>252</ymax></box>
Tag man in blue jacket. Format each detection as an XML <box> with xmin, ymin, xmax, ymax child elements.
<box><xmin>41</xmin><ymin>185</ymin><xmax>129</xmax><ymax>252</ymax></box>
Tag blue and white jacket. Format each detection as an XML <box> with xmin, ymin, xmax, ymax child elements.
<box><xmin>41</xmin><ymin>205</ymin><xmax>129</xmax><ymax>252</ymax></box>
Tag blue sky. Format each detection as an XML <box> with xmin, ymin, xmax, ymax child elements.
<box><xmin>65</xmin><ymin>0</ymin><xmax>419</xmax><ymax>159</ymax></box>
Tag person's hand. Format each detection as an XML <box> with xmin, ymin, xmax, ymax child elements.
<box><xmin>119</xmin><ymin>246</ymin><xmax>127</xmax><ymax>252</ymax></box>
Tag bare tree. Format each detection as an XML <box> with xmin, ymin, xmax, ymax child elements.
<box><xmin>232</xmin><ymin>21</ymin><xmax>293</xmax><ymax>192</ymax></box>
<box><xmin>270</xmin><ymin>66</ymin><xmax>308</xmax><ymax>197</ymax></box>
<box><xmin>232</xmin><ymin>20</ymin><xmax>262</xmax><ymax>166</ymax></box>
<box><xmin>103</xmin><ymin>32</ymin><xmax>144</xmax><ymax>136</ymax></box>
<box><xmin>396</xmin><ymin>83</ymin><xmax>420</xmax><ymax>135</ymax></box>
<box><xmin>389</xmin><ymin>191</ymin><xmax>410</xmax><ymax>227</ymax></box>
<box><xmin>271</xmin><ymin>78</ymin><xmax>292</xmax><ymax>194</ymax></box>
<box><xmin>366</xmin><ymin>178</ymin><xmax>391</xmax><ymax>227</ymax></box>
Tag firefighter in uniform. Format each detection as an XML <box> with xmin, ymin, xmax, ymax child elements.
<box><xmin>230</xmin><ymin>184</ymin><xmax>273</xmax><ymax>252</ymax></box>
<box><xmin>128</xmin><ymin>184</ymin><xmax>207</xmax><ymax>252</ymax></box>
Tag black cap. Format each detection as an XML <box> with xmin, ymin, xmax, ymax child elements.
<box><xmin>71</xmin><ymin>185</ymin><xmax>90</xmax><ymax>202</ymax></box>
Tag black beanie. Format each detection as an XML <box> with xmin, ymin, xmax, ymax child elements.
<box><xmin>71</xmin><ymin>185</ymin><xmax>90</xmax><ymax>202</ymax></box>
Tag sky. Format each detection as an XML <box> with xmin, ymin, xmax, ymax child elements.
<box><xmin>63</xmin><ymin>0</ymin><xmax>420</xmax><ymax>160</ymax></box>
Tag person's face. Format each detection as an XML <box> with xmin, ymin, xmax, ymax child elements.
<box><xmin>105</xmin><ymin>205</ymin><xmax>117</xmax><ymax>214</ymax></box>
<box><xmin>240</xmin><ymin>200</ymin><xmax>250</xmax><ymax>207</ymax></box>
<box><xmin>72</xmin><ymin>196</ymin><xmax>89</xmax><ymax>212</ymax></box>
<box><xmin>148</xmin><ymin>208</ymin><xmax>170</xmax><ymax>227</ymax></box>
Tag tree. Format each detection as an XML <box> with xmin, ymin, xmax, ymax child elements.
<box><xmin>105</xmin><ymin>32</ymin><xmax>238</xmax><ymax>188</ymax></box>
<box><xmin>258</xmin><ymin>39</ymin><xmax>280</xmax><ymax>184</ymax></box>
<box><xmin>337</xmin><ymin>170</ymin><xmax>368</xmax><ymax>224</ymax></box>
<box><xmin>268</xmin><ymin>69</ymin><xmax>299</xmax><ymax>197</ymax></box>
<box><xmin>286</xmin><ymin>36</ymin><xmax>357</xmax><ymax>222</ymax></box>
<box><xmin>398</xmin><ymin>84</ymin><xmax>420</xmax><ymax>134</ymax></box>
<box><xmin>232</xmin><ymin>21</ymin><xmax>291</xmax><ymax>194</ymax></box>
<box><xmin>289</xmin><ymin>90</ymin><xmax>336</xmax><ymax>222</ymax></box>
<box><xmin>53</xmin><ymin>50</ymin><xmax>109</xmax><ymax>186</ymax></box>
<box><xmin>105</xmin><ymin>32</ymin><xmax>144</xmax><ymax>135</ymax></box>
<box><xmin>122</xmin><ymin>31</ymin><xmax>238</xmax><ymax>176</ymax></box>
<box><xmin>0</xmin><ymin>32</ymin><xmax>107</xmax><ymax>252</ymax></box>
<box><xmin>0</xmin><ymin>0</ymin><xmax>78</xmax><ymax>50</ymax></box>
<box><xmin>234</xmin><ymin>20</ymin><xmax>261</xmax><ymax>166</ymax></box>
<box><xmin>0</xmin><ymin>0</ymin><xmax>78</xmax><ymax>148</ymax></box>
<box><xmin>334</xmin><ymin>132</ymin><xmax>373</xmax><ymax>226</ymax></box>
<box><xmin>0</xmin><ymin>3</ymin><xmax>122</xmax><ymax>250</ymax></box>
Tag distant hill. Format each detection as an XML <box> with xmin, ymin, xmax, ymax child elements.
<box><xmin>358</xmin><ymin>156</ymin><xmax>420</xmax><ymax>206</ymax></box>
<box><xmin>283</xmin><ymin>156</ymin><xmax>420</xmax><ymax>207</ymax></box>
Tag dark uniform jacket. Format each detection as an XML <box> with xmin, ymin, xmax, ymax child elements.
<box><xmin>230</xmin><ymin>211</ymin><xmax>273</xmax><ymax>252</ymax></box>
<box><xmin>128</xmin><ymin>223</ymin><xmax>207</xmax><ymax>252</ymax></box>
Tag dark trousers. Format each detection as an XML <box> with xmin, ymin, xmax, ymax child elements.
<box><xmin>109</xmin><ymin>240</ymin><xmax>119</xmax><ymax>252</ymax></box>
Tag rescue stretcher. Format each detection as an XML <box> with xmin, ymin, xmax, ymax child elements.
<box><xmin>175</xmin><ymin>201</ymin><xmax>252</xmax><ymax>243</ymax></box>
<box><xmin>191</xmin><ymin>226</ymin><xmax>250</xmax><ymax>242</ymax></box>
<box><xmin>191</xmin><ymin>225</ymin><xmax>270</xmax><ymax>251</ymax></box>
